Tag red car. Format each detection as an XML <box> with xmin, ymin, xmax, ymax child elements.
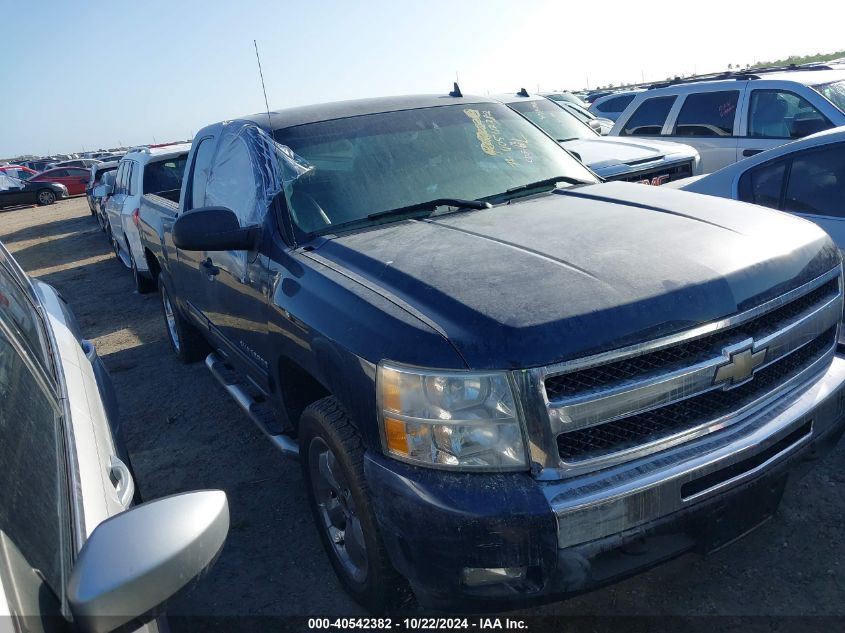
<box><xmin>30</xmin><ymin>167</ymin><xmax>90</xmax><ymax>196</ymax></box>
<box><xmin>0</xmin><ymin>165</ymin><xmax>37</xmax><ymax>180</ymax></box>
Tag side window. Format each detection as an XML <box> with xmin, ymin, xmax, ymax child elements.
<box><xmin>673</xmin><ymin>90</ymin><xmax>739</xmax><ymax>137</ymax></box>
<box><xmin>621</xmin><ymin>96</ymin><xmax>676</xmax><ymax>136</ymax></box>
<box><xmin>68</xmin><ymin>168</ymin><xmax>88</xmax><ymax>178</ymax></box>
<box><xmin>114</xmin><ymin>163</ymin><xmax>126</xmax><ymax>194</ymax></box>
<box><xmin>47</xmin><ymin>169</ymin><xmax>68</xmax><ymax>178</ymax></box>
<box><xmin>126</xmin><ymin>163</ymin><xmax>136</xmax><ymax>196</ymax></box>
<box><xmin>205</xmin><ymin>135</ymin><xmax>259</xmax><ymax>226</ymax></box>
<box><xmin>0</xmin><ymin>328</ymin><xmax>66</xmax><ymax>603</ymax></box>
<box><xmin>784</xmin><ymin>144</ymin><xmax>845</xmax><ymax>217</ymax></box>
<box><xmin>748</xmin><ymin>90</ymin><xmax>832</xmax><ymax>139</ymax></box>
<box><xmin>187</xmin><ymin>138</ymin><xmax>216</xmax><ymax>211</ymax></box>
<box><xmin>738</xmin><ymin>160</ymin><xmax>787</xmax><ymax>209</ymax></box>
<box><xmin>597</xmin><ymin>94</ymin><xmax>635</xmax><ymax>113</ymax></box>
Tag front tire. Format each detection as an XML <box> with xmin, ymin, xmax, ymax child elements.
<box><xmin>300</xmin><ymin>397</ymin><xmax>412</xmax><ymax>613</ymax></box>
<box><xmin>36</xmin><ymin>189</ymin><xmax>56</xmax><ymax>206</ymax></box>
<box><xmin>158</xmin><ymin>276</ymin><xmax>207</xmax><ymax>363</ymax></box>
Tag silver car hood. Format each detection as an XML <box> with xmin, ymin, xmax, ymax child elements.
<box><xmin>562</xmin><ymin>137</ymin><xmax>698</xmax><ymax>178</ymax></box>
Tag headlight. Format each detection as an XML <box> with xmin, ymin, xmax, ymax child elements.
<box><xmin>377</xmin><ymin>362</ymin><xmax>528</xmax><ymax>471</ymax></box>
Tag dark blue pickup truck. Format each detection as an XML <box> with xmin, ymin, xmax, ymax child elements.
<box><xmin>138</xmin><ymin>92</ymin><xmax>845</xmax><ymax>612</ymax></box>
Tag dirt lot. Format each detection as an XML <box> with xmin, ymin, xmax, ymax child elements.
<box><xmin>2</xmin><ymin>197</ymin><xmax>845</xmax><ymax>626</ymax></box>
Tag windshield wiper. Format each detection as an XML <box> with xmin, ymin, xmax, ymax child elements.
<box><xmin>367</xmin><ymin>197</ymin><xmax>491</xmax><ymax>221</ymax></box>
<box><xmin>504</xmin><ymin>175</ymin><xmax>592</xmax><ymax>195</ymax></box>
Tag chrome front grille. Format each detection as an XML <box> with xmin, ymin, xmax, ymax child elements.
<box><xmin>540</xmin><ymin>268</ymin><xmax>842</xmax><ymax>469</ymax></box>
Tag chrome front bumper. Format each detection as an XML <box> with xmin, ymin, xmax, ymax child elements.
<box><xmin>544</xmin><ymin>354</ymin><xmax>845</xmax><ymax>548</ymax></box>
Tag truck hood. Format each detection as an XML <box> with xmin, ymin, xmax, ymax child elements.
<box><xmin>312</xmin><ymin>182</ymin><xmax>838</xmax><ymax>369</ymax></box>
<box><xmin>562</xmin><ymin>137</ymin><xmax>698</xmax><ymax>178</ymax></box>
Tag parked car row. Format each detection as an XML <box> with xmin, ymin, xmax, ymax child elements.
<box><xmin>13</xmin><ymin>65</ymin><xmax>845</xmax><ymax>619</ymax></box>
<box><xmin>88</xmin><ymin>83</ymin><xmax>844</xmax><ymax>613</ymax></box>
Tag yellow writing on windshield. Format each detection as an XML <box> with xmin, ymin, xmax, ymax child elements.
<box><xmin>463</xmin><ymin>108</ymin><xmax>497</xmax><ymax>156</ymax></box>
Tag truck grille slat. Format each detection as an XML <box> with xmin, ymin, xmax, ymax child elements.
<box><xmin>545</xmin><ymin>277</ymin><xmax>839</xmax><ymax>401</ymax></box>
<box><xmin>556</xmin><ymin>328</ymin><xmax>835</xmax><ymax>461</ymax></box>
<box><xmin>540</xmin><ymin>270</ymin><xmax>842</xmax><ymax>467</ymax></box>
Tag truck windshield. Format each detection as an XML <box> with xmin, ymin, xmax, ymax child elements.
<box><xmin>274</xmin><ymin>102</ymin><xmax>597</xmax><ymax>234</ymax></box>
<box><xmin>506</xmin><ymin>99</ymin><xmax>595</xmax><ymax>141</ymax></box>
<box><xmin>813</xmin><ymin>80</ymin><xmax>845</xmax><ymax>114</ymax></box>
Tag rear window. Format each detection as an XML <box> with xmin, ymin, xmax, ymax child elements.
<box><xmin>596</xmin><ymin>94</ymin><xmax>636</xmax><ymax>113</ymax></box>
<box><xmin>143</xmin><ymin>155</ymin><xmax>188</xmax><ymax>195</ymax></box>
<box><xmin>621</xmin><ymin>96</ymin><xmax>676</xmax><ymax>136</ymax></box>
<box><xmin>673</xmin><ymin>91</ymin><xmax>739</xmax><ymax>137</ymax></box>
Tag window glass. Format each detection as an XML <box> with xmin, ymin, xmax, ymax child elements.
<box><xmin>205</xmin><ymin>136</ymin><xmax>259</xmax><ymax>226</ymax></box>
<box><xmin>0</xmin><ymin>329</ymin><xmax>65</xmax><ymax>598</ymax></box>
<box><xmin>673</xmin><ymin>91</ymin><xmax>738</xmax><ymax>137</ymax></box>
<box><xmin>784</xmin><ymin>144</ymin><xmax>845</xmax><ymax>216</ymax></box>
<box><xmin>188</xmin><ymin>138</ymin><xmax>216</xmax><ymax>211</ymax></box>
<box><xmin>46</xmin><ymin>169</ymin><xmax>68</xmax><ymax>178</ymax></box>
<box><xmin>67</xmin><ymin>168</ymin><xmax>88</xmax><ymax>178</ymax></box>
<box><xmin>596</xmin><ymin>94</ymin><xmax>636</xmax><ymax>113</ymax></box>
<box><xmin>749</xmin><ymin>90</ymin><xmax>832</xmax><ymax>139</ymax></box>
<box><xmin>0</xmin><ymin>261</ymin><xmax>51</xmax><ymax>368</ymax></box>
<box><xmin>621</xmin><ymin>96</ymin><xmax>676</xmax><ymax>136</ymax></box>
<box><xmin>143</xmin><ymin>156</ymin><xmax>188</xmax><ymax>196</ymax></box>
<box><xmin>275</xmin><ymin>102</ymin><xmax>597</xmax><ymax>233</ymax></box>
<box><xmin>507</xmin><ymin>98</ymin><xmax>593</xmax><ymax>141</ymax></box>
<box><xmin>113</xmin><ymin>164</ymin><xmax>124</xmax><ymax>192</ymax></box>
<box><xmin>123</xmin><ymin>161</ymin><xmax>138</xmax><ymax>196</ymax></box>
<box><xmin>813</xmin><ymin>80</ymin><xmax>845</xmax><ymax>113</ymax></box>
<box><xmin>739</xmin><ymin>160</ymin><xmax>786</xmax><ymax>209</ymax></box>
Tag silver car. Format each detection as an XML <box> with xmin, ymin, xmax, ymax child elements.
<box><xmin>0</xmin><ymin>241</ymin><xmax>229</xmax><ymax>633</ymax></box>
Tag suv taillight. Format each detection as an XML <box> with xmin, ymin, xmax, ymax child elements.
<box><xmin>132</xmin><ymin>208</ymin><xmax>140</xmax><ymax>227</ymax></box>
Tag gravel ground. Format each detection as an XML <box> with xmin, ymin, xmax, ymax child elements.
<box><xmin>2</xmin><ymin>197</ymin><xmax>844</xmax><ymax>628</ymax></box>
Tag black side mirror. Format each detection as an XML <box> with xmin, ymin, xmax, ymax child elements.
<box><xmin>173</xmin><ymin>207</ymin><xmax>259</xmax><ymax>251</ymax></box>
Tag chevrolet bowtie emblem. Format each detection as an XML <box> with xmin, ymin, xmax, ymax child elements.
<box><xmin>713</xmin><ymin>340</ymin><xmax>767</xmax><ymax>389</ymax></box>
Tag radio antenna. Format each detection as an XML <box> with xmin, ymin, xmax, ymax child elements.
<box><xmin>253</xmin><ymin>39</ymin><xmax>272</xmax><ymax>129</ymax></box>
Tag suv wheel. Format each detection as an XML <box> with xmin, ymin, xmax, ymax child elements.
<box><xmin>300</xmin><ymin>397</ymin><xmax>412</xmax><ymax>613</ymax></box>
<box><xmin>158</xmin><ymin>276</ymin><xmax>208</xmax><ymax>363</ymax></box>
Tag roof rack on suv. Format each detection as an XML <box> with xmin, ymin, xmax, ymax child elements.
<box><xmin>646</xmin><ymin>63</ymin><xmax>834</xmax><ymax>90</ymax></box>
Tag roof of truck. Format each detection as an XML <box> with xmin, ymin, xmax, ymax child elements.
<box><xmin>239</xmin><ymin>94</ymin><xmax>496</xmax><ymax>132</ymax></box>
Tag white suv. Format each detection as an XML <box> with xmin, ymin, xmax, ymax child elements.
<box><xmin>610</xmin><ymin>67</ymin><xmax>845</xmax><ymax>173</ymax></box>
<box><xmin>102</xmin><ymin>144</ymin><xmax>190</xmax><ymax>291</ymax></box>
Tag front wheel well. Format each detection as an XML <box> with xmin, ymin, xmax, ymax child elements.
<box><xmin>276</xmin><ymin>357</ymin><xmax>330</xmax><ymax>435</ymax></box>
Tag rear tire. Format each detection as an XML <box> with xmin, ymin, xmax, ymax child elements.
<box><xmin>158</xmin><ymin>276</ymin><xmax>208</xmax><ymax>363</ymax></box>
<box><xmin>300</xmin><ymin>397</ymin><xmax>412</xmax><ymax>613</ymax></box>
<box><xmin>36</xmin><ymin>189</ymin><xmax>56</xmax><ymax>206</ymax></box>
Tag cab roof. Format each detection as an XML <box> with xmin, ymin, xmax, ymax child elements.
<box><xmin>238</xmin><ymin>94</ymin><xmax>497</xmax><ymax>132</ymax></box>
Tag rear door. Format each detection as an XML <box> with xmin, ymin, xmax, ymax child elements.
<box><xmin>64</xmin><ymin>168</ymin><xmax>90</xmax><ymax>195</ymax></box>
<box><xmin>664</xmin><ymin>87</ymin><xmax>743</xmax><ymax>173</ymax></box>
<box><xmin>105</xmin><ymin>162</ymin><xmax>128</xmax><ymax>239</ymax></box>
<box><xmin>739</xmin><ymin>86</ymin><xmax>835</xmax><ymax>160</ymax></box>
<box><xmin>200</xmin><ymin>127</ymin><xmax>271</xmax><ymax>390</ymax></box>
<box><xmin>174</xmin><ymin>136</ymin><xmax>218</xmax><ymax>329</ymax></box>
<box><xmin>738</xmin><ymin>142</ymin><xmax>845</xmax><ymax>249</ymax></box>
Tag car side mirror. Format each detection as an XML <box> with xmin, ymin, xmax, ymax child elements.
<box><xmin>588</xmin><ymin>119</ymin><xmax>602</xmax><ymax>133</ymax></box>
<box><xmin>67</xmin><ymin>490</ymin><xmax>229</xmax><ymax>633</ymax></box>
<box><xmin>93</xmin><ymin>184</ymin><xmax>112</xmax><ymax>197</ymax></box>
<box><xmin>173</xmin><ymin>206</ymin><xmax>259</xmax><ymax>251</ymax></box>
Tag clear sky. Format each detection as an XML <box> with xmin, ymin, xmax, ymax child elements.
<box><xmin>1</xmin><ymin>0</ymin><xmax>844</xmax><ymax>157</ymax></box>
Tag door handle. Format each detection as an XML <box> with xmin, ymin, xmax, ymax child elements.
<box><xmin>202</xmin><ymin>257</ymin><xmax>220</xmax><ymax>278</ymax></box>
<box><xmin>742</xmin><ymin>149</ymin><xmax>764</xmax><ymax>157</ymax></box>
<box><xmin>109</xmin><ymin>455</ymin><xmax>135</xmax><ymax>508</ymax></box>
